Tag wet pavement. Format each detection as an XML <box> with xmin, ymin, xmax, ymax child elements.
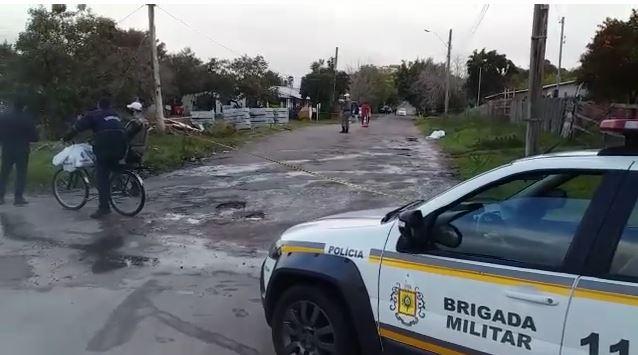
<box><xmin>0</xmin><ymin>115</ymin><xmax>455</xmax><ymax>355</ymax></box>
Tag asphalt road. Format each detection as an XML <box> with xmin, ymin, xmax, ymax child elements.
<box><xmin>0</xmin><ymin>115</ymin><xmax>455</xmax><ymax>355</ymax></box>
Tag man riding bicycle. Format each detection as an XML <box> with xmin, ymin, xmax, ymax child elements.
<box><xmin>63</xmin><ymin>97</ymin><xmax>127</xmax><ymax>219</ymax></box>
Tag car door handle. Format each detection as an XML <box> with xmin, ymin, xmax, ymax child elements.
<box><xmin>505</xmin><ymin>290</ymin><xmax>558</xmax><ymax>306</ymax></box>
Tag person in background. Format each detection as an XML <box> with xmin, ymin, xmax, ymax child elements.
<box><xmin>63</xmin><ymin>97</ymin><xmax>128</xmax><ymax>219</ymax></box>
<box><xmin>360</xmin><ymin>102</ymin><xmax>371</xmax><ymax>127</ymax></box>
<box><xmin>124</xmin><ymin>100</ymin><xmax>149</xmax><ymax>166</ymax></box>
<box><xmin>340</xmin><ymin>98</ymin><xmax>351</xmax><ymax>134</ymax></box>
<box><xmin>0</xmin><ymin>97</ymin><xmax>38</xmax><ymax>206</ymax></box>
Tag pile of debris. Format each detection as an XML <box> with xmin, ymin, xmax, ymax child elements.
<box><xmin>165</xmin><ymin>117</ymin><xmax>204</xmax><ymax>134</ymax></box>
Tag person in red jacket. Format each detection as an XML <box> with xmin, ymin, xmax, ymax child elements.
<box><xmin>360</xmin><ymin>102</ymin><xmax>371</xmax><ymax>127</ymax></box>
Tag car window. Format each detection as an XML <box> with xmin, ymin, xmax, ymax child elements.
<box><xmin>433</xmin><ymin>172</ymin><xmax>604</xmax><ymax>268</ymax></box>
<box><xmin>610</xmin><ymin>201</ymin><xmax>638</xmax><ymax>279</ymax></box>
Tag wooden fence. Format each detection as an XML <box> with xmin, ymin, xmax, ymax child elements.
<box><xmin>479</xmin><ymin>99</ymin><xmax>638</xmax><ymax>146</ymax></box>
<box><xmin>479</xmin><ymin>97</ymin><xmax>567</xmax><ymax>135</ymax></box>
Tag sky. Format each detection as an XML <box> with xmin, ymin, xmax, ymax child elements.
<box><xmin>0</xmin><ymin>2</ymin><xmax>635</xmax><ymax>86</ymax></box>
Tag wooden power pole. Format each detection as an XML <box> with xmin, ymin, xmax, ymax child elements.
<box><xmin>444</xmin><ymin>29</ymin><xmax>452</xmax><ymax>115</ymax></box>
<box><xmin>148</xmin><ymin>4</ymin><xmax>165</xmax><ymax>132</ymax></box>
<box><xmin>331</xmin><ymin>46</ymin><xmax>339</xmax><ymax>109</ymax></box>
<box><xmin>556</xmin><ymin>16</ymin><xmax>565</xmax><ymax>94</ymax></box>
<box><xmin>525</xmin><ymin>4</ymin><xmax>549</xmax><ymax>156</ymax></box>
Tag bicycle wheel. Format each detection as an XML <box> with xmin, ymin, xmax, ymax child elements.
<box><xmin>52</xmin><ymin>169</ymin><xmax>90</xmax><ymax>210</ymax></box>
<box><xmin>109</xmin><ymin>169</ymin><xmax>145</xmax><ymax>216</ymax></box>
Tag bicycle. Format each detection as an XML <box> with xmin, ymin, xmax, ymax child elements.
<box><xmin>52</xmin><ymin>149</ymin><xmax>146</xmax><ymax>217</ymax></box>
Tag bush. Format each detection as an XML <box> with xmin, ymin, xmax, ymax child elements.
<box><xmin>205</xmin><ymin>121</ymin><xmax>236</xmax><ymax>138</ymax></box>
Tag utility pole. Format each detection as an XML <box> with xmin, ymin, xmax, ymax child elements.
<box><xmin>525</xmin><ymin>4</ymin><xmax>549</xmax><ymax>156</ymax></box>
<box><xmin>444</xmin><ymin>29</ymin><xmax>452</xmax><ymax>115</ymax></box>
<box><xmin>330</xmin><ymin>46</ymin><xmax>339</xmax><ymax>110</ymax></box>
<box><xmin>476</xmin><ymin>66</ymin><xmax>483</xmax><ymax>107</ymax></box>
<box><xmin>556</xmin><ymin>16</ymin><xmax>565</xmax><ymax>96</ymax></box>
<box><xmin>148</xmin><ymin>4</ymin><xmax>165</xmax><ymax>132</ymax></box>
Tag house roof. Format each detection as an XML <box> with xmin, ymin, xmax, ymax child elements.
<box><xmin>484</xmin><ymin>80</ymin><xmax>580</xmax><ymax>100</ymax></box>
<box><xmin>273</xmin><ymin>86</ymin><xmax>302</xmax><ymax>99</ymax></box>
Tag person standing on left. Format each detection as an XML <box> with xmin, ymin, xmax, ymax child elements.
<box><xmin>0</xmin><ymin>97</ymin><xmax>38</xmax><ymax>206</ymax></box>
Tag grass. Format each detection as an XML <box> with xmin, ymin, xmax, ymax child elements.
<box><xmin>415</xmin><ymin>113</ymin><xmax>594</xmax><ymax>180</ymax></box>
<box><xmin>3</xmin><ymin>119</ymin><xmax>318</xmax><ymax>193</ymax></box>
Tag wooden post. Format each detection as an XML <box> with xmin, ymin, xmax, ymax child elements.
<box><xmin>525</xmin><ymin>4</ymin><xmax>549</xmax><ymax>156</ymax></box>
<box><xmin>148</xmin><ymin>4</ymin><xmax>165</xmax><ymax>132</ymax></box>
<box><xmin>556</xmin><ymin>17</ymin><xmax>565</xmax><ymax>96</ymax></box>
<box><xmin>330</xmin><ymin>46</ymin><xmax>339</xmax><ymax>110</ymax></box>
<box><xmin>444</xmin><ymin>29</ymin><xmax>452</xmax><ymax>115</ymax></box>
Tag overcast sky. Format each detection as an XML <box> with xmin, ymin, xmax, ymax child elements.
<box><xmin>1</xmin><ymin>2</ymin><xmax>635</xmax><ymax>86</ymax></box>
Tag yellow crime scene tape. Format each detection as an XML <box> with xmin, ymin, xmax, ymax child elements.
<box><xmin>188</xmin><ymin>134</ymin><xmax>414</xmax><ymax>203</ymax></box>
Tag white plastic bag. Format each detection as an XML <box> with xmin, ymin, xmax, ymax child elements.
<box><xmin>52</xmin><ymin>143</ymin><xmax>95</xmax><ymax>172</ymax></box>
<box><xmin>427</xmin><ymin>130</ymin><xmax>446</xmax><ymax>139</ymax></box>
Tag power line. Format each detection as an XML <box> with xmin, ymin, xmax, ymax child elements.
<box><xmin>156</xmin><ymin>6</ymin><xmax>243</xmax><ymax>57</ymax></box>
<box><xmin>116</xmin><ymin>4</ymin><xmax>145</xmax><ymax>25</ymax></box>
<box><xmin>155</xmin><ymin>5</ymin><xmax>292</xmax><ymax>80</ymax></box>
<box><xmin>470</xmin><ymin>4</ymin><xmax>489</xmax><ymax>35</ymax></box>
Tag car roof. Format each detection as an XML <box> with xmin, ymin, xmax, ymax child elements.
<box><xmin>511</xmin><ymin>149</ymin><xmax>636</xmax><ymax>168</ymax></box>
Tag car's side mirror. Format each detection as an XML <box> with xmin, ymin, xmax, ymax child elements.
<box><xmin>397</xmin><ymin>209</ymin><xmax>426</xmax><ymax>251</ymax></box>
<box><xmin>432</xmin><ymin>224</ymin><xmax>462</xmax><ymax>248</ymax></box>
<box><xmin>543</xmin><ymin>188</ymin><xmax>567</xmax><ymax>209</ymax></box>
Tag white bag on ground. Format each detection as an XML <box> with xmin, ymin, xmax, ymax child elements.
<box><xmin>52</xmin><ymin>143</ymin><xmax>95</xmax><ymax>172</ymax></box>
<box><xmin>427</xmin><ymin>130</ymin><xmax>446</xmax><ymax>139</ymax></box>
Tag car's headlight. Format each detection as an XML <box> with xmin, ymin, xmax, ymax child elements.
<box><xmin>268</xmin><ymin>241</ymin><xmax>281</xmax><ymax>259</ymax></box>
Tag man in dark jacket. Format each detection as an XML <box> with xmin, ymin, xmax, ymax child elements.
<box><xmin>0</xmin><ymin>98</ymin><xmax>38</xmax><ymax>206</ymax></box>
<box><xmin>64</xmin><ymin>97</ymin><xmax>128</xmax><ymax>218</ymax></box>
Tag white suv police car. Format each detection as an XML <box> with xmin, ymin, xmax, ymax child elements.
<box><xmin>261</xmin><ymin>119</ymin><xmax>638</xmax><ymax>355</ymax></box>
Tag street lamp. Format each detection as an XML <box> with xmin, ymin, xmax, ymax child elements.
<box><xmin>476</xmin><ymin>58</ymin><xmax>488</xmax><ymax>107</ymax></box>
<box><xmin>424</xmin><ymin>28</ymin><xmax>452</xmax><ymax>115</ymax></box>
<box><xmin>424</xmin><ymin>29</ymin><xmax>448</xmax><ymax>49</ymax></box>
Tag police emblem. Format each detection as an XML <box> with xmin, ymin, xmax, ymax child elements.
<box><xmin>390</xmin><ymin>282</ymin><xmax>426</xmax><ymax>326</ymax></box>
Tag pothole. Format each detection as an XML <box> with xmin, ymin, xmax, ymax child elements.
<box><xmin>216</xmin><ymin>201</ymin><xmax>246</xmax><ymax>211</ymax></box>
<box><xmin>244</xmin><ymin>211</ymin><xmax>265</xmax><ymax>221</ymax></box>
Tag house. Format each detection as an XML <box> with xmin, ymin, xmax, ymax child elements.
<box><xmin>272</xmin><ymin>85</ymin><xmax>302</xmax><ymax>109</ymax></box>
<box><xmin>484</xmin><ymin>80</ymin><xmax>587</xmax><ymax>102</ymax></box>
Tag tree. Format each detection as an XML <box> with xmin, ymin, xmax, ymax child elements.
<box><xmin>300</xmin><ymin>58</ymin><xmax>349</xmax><ymax>110</ymax></box>
<box><xmin>407</xmin><ymin>59</ymin><xmax>466</xmax><ymax>113</ymax></box>
<box><xmin>394</xmin><ymin>59</ymin><xmax>429</xmax><ymax>106</ymax></box>
<box><xmin>160</xmin><ymin>48</ymin><xmax>206</xmax><ymax>102</ymax></box>
<box><xmin>579</xmin><ymin>9</ymin><xmax>638</xmax><ymax>102</ymax></box>
<box><xmin>349</xmin><ymin>65</ymin><xmax>398</xmax><ymax>110</ymax></box>
<box><xmin>466</xmin><ymin>49</ymin><xmax>519</xmax><ymax>104</ymax></box>
<box><xmin>13</xmin><ymin>5</ymin><xmax>154</xmax><ymax>136</ymax></box>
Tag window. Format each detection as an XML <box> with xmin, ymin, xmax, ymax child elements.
<box><xmin>431</xmin><ymin>172</ymin><xmax>603</xmax><ymax>268</ymax></box>
<box><xmin>610</xmin><ymin>202</ymin><xmax>638</xmax><ymax>279</ymax></box>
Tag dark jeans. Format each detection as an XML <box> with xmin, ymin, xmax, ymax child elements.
<box><xmin>96</xmin><ymin>159</ymin><xmax>118</xmax><ymax>210</ymax></box>
<box><xmin>0</xmin><ymin>145</ymin><xmax>29</xmax><ymax>200</ymax></box>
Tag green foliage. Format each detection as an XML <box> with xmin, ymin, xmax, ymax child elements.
<box><xmin>415</xmin><ymin>115</ymin><xmax>584</xmax><ymax>179</ymax></box>
<box><xmin>466</xmin><ymin>49</ymin><xmax>520</xmax><ymax>104</ymax></box>
<box><xmin>349</xmin><ymin>65</ymin><xmax>398</xmax><ymax>110</ymax></box>
<box><xmin>300</xmin><ymin>58</ymin><xmax>350</xmax><ymax>110</ymax></box>
<box><xmin>394</xmin><ymin>58</ymin><xmax>466</xmax><ymax>113</ymax></box>
<box><xmin>473</xmin><ymin>134</ymin><xmax>523</xmax><ymax>150</ymax></box>
<box><xmin>3</xmin><ymin>5</ymin><xmax>283</xmax><ymax>138</ymax></box>
<box><xmin>8</xmin><ymin>6</ymin><xmax>154</xmax><ymax>137</ymax></box>
<box><xmin>578</xmin><ymin>9</ymin><xmax>638</xmax><ymax>102</ymax></box>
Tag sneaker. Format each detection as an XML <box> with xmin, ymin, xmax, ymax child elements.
<box><xmin>90</xmin><ymin>209</ymin><xmax>111</xmax><ymax>219</ymax></box>
<box><xmin>14</xmin><ymin>198</ymin><xmax>28</xmax><ymax>206</ymax></box>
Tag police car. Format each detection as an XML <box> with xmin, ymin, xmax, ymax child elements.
<box><xmin>261</xmin><ymin>119</ymin><xmax>638</xmax><ymax>355</ymax></box>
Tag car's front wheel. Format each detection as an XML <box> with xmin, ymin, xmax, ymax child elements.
<box><xmin>271</xmin><ymin>285</ymin><xmax>357</xmax><ymax>355</ymax></box>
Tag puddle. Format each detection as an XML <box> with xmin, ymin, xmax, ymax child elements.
<box><xmin>244</xmin><ymin>211</ymin><xmax>265</xmax><ymax>221</ymax></box>
<box><xmin>92</xmin><ymin>254</ymin><xmax>159</xmax><ymax>274</ymax></box>
<box><xmin>216</xmin><ymin>201</ymin><xmax>246</xmax><ymax>211</ymax></box>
